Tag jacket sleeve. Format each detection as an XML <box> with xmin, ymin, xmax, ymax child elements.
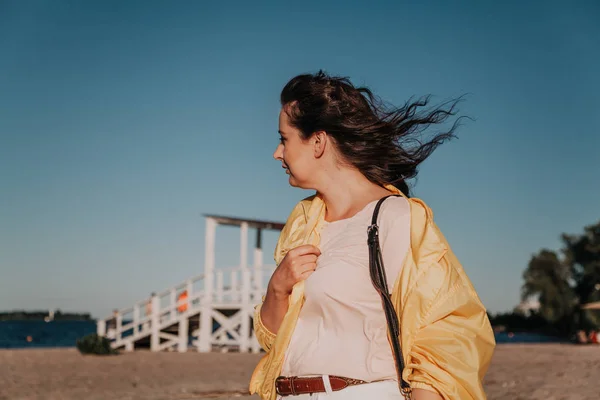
<box><xmin>406</xmin><ymin>282</ymin><xmax>496</xmax><ymax>399</ymax></box>
<box><xmin>253</xmin><ymin>197</ymin><xmax>314</xmax><ymax>353</ymax></box>
<box><xmin>253</xmin><ymin>299</ymin><xmax>277</xmax><ymax>352</ymax></box>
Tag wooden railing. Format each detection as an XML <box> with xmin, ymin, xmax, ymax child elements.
<box><xmin>96</xmin><ymin>265</ymin><xmax>276</xmax><ymax>351</ymax></box>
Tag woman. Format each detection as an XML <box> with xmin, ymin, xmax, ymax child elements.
<box><xmin>250</xmin><ymin>71</ymin><xmax>495</xmax><ymax>400</ymax></box>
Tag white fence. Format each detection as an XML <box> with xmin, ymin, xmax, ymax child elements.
<box><xmin>97</xmin><ymin>265</ymin><xmax>275</xmax><ymax>352</ymax></box>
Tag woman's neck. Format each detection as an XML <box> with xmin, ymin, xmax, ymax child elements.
<box><xmin>317</xmin><ymin>169</ymin><xmax>391</xmax><ymax>222</ymax></box>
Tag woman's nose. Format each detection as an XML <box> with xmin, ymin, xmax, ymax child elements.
<box><xmin>273</xmin><ymin>144</ymin><xmax>283</xmax><ymax>160</ymax></box>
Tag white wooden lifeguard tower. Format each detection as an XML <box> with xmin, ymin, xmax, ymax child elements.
<box><xmin>96</xmin><ymin>214</ymin><xmax>284</xmax><ymax>353</ymax></box>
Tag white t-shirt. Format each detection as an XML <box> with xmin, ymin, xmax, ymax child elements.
<box><xmin>281</xmin><ymin>196</ymin><xmax>411</xmax><ymax>381</ymax></box>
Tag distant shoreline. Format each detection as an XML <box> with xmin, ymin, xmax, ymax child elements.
<box><xmin>0</xmin><ymin>311</ymin><xmax>92</xmax><ymax>322</ymax></box>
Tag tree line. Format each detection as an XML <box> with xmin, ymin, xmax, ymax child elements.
<box><xmin>490</xmin><ymin>220</ymin><xmax>600</xmax><ymax>338</ymax></box>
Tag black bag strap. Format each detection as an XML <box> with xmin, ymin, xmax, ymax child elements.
<box><xmin>367</xmin><ymin>195</ymin><xmax>411</xmax><ymax>399</ymax></box>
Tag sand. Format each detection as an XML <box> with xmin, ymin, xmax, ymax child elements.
<box><xmin>1</xmin><ymin>344</ymin><xmax>599</xmax><ymax>400</ymax></box>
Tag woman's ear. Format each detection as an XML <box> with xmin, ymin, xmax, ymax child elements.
<box><xmin>313</xmin><ymin>131</ymin><xmax>327</xmax><ymax>158</ymax></box>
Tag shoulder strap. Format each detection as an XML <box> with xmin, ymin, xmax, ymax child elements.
<box><xmin>368</xmin><ymin>195</ymin><xmax>411</xmax><ymax>399</ymax></box>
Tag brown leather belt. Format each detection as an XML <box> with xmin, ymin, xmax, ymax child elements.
<box><xmin>275</xmin><ymin>375</ymin><xmax>367</xmax><ymax>396</ymax></box>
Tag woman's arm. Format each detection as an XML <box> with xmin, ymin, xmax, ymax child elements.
<box><xmin>412</xmin><ymin>388</ymin><xmax>443</xmax><ymax>400</ymax></box>
<box><xmin>252</xmin><ymin>288</ymin><xmax>287</xmax><ymax>352</ymax></box>
<box><xmin>259</xmin><ymin>285</ymin><xmax>289</xmax><ymax>334</ymax></box>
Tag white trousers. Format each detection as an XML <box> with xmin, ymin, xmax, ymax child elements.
<box><xmin>277</xmin><ymin>377</ymin><xmax>404</xmax><ymax>400</ymax></box>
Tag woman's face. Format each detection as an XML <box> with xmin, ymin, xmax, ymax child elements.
<box><xmin>273</xmin><ymin>107</ymin><xmax>318</xmax><ymax>189</ymax></box>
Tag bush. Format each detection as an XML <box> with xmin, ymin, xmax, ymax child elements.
<box><xmin>76</xmin><ymin>333</ymin><xmax>119</xmax><ymax>355</ymax></box>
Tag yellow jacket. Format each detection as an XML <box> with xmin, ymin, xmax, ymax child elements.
<box><xmin>249</xmin><ymin>187</ymin><xmax>496</xmax><ymax>400</ymax></box>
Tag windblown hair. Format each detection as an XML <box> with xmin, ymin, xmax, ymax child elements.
<box><xmin>280</xmin><ymin>70</ymin><xmax>465</xmax><ymax>196</ymax></box>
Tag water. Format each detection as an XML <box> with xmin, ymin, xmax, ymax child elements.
<box><xmin>494</xmin><ymin>332</ymin><xmax>565</xmax><ymax>344</ymax></box>
<box><xmin>0</xmin><ymin>321</ymin><xmax>96</xmax><ymax>348</ymax></box>
<box><xmin>0</xmin><ymin>321</ymin><xmax>564</xmax><ymax>348</ymax></box>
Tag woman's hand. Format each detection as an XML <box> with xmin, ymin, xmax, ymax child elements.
<box><xmin>269</xmin><ymin>244</ymin><xmax>321</xmax><ymax>297</ymax></box>
<box><xmin>260</xmin><ymin>245</ymin><xmax>321</xmax><ymax>334</ymax></box>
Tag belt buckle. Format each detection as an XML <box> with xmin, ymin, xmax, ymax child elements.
<box><xmin>274</xmin><ymin>376</ymin><xmax>288</xmax><ymax>396</ymax></box>
<box><xmin>274</xmin><ymin>375</ymin><xmax>299</xmax><ymax>397</ymax></box>
<box><xmin>275</xmin><ymin>376</ymin><xmax>284</xmax><ymax>396</ymax></box>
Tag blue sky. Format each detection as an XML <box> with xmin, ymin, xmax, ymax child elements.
<box><xmin>1</xmin><ymin>0</ymin><xmax>598</xmax><ymax>318</ymax></box>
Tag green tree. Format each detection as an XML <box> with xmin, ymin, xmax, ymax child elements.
<box><xmin>521</xmin><ymin>249</ymin><xmax>575</xmax><ymax>324</ymax></box>
<box><xmin>563</xmin><ymin>221</ymin><xmax>600</xmax><ymax>329</ymax></box>
<box><xmin>563</xmin><ymin>221</ymin><xmax>600</xmax><ymax>305</ymax></box>
<box><xmin>521</xmin><ymin>221</ymin><xmax>600</xmax><ymax>335</ymax></box>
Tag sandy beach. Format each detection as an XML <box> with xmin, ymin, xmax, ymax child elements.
<box><xmin>1</xmin><ymin>344</ymin><xmax>599</xmax><ymax>400</ymax></box>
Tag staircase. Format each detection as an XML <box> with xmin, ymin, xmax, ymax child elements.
<box><xmin>97</xmin><ymin>265</ymin><xmax>276</xmax><ymax>352</ymax></box>
<box><xmin>96</xmin><ymin>214</ymin><xmax>284</xmax><ymax>353</ymax></box>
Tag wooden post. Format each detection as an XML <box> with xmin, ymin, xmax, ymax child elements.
<box><xmin>170</xmin><ymin>288</ymin><xmax>177</xmax><ymax>320</ymax></box>
<box><xmin>178</xmin><ymin>317</ymin><xmax>189</xmax><ymax>353</ymax></box>
<box><xmin>133</xmin><ymin>305</ymin><xmax>139</xmax><ymax>335</ymax></box>
<box><xmin>240</xmin><ymin>222</ymin><xmax>250</xmax><ymax>353</ymax></box>
<box><xmin>150</xmin><ymin>294</ymin><xmax>160</xmax><ymax>351</ymax></box>
<box><xmin>97</xmin><ymin>319</ymin><xmax>106</xmax><ymax>336</ymax></box>
<box><xmin>116</xmin><ymin>312</ymin><xmax>123</xmax><ymax>341</ymax></box>
<box><xmin>199</xmin><ymin>218</ymin><xmax>216</xmax><ymax>352</ymax></box>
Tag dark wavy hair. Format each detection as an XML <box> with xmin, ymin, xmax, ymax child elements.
<box><xmin>280</xmin><ymin>70</ymin><xmax>465</xmax><ymax>196</ymax></box>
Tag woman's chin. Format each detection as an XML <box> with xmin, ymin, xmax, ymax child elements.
<box><xmin>287</xmin><ymin>176</ymin><xmax>314</xmax><ymax>190</ymax></box>
<box><xmin>286</xmin><ymin>174</ymin><xmax>301</xmax><ymax>187</ymax></box>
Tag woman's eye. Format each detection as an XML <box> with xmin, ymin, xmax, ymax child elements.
<box><xmin>279</xmin><ymin>137</ymin><xmax>286</xmax><ymax>144</ymax></box>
